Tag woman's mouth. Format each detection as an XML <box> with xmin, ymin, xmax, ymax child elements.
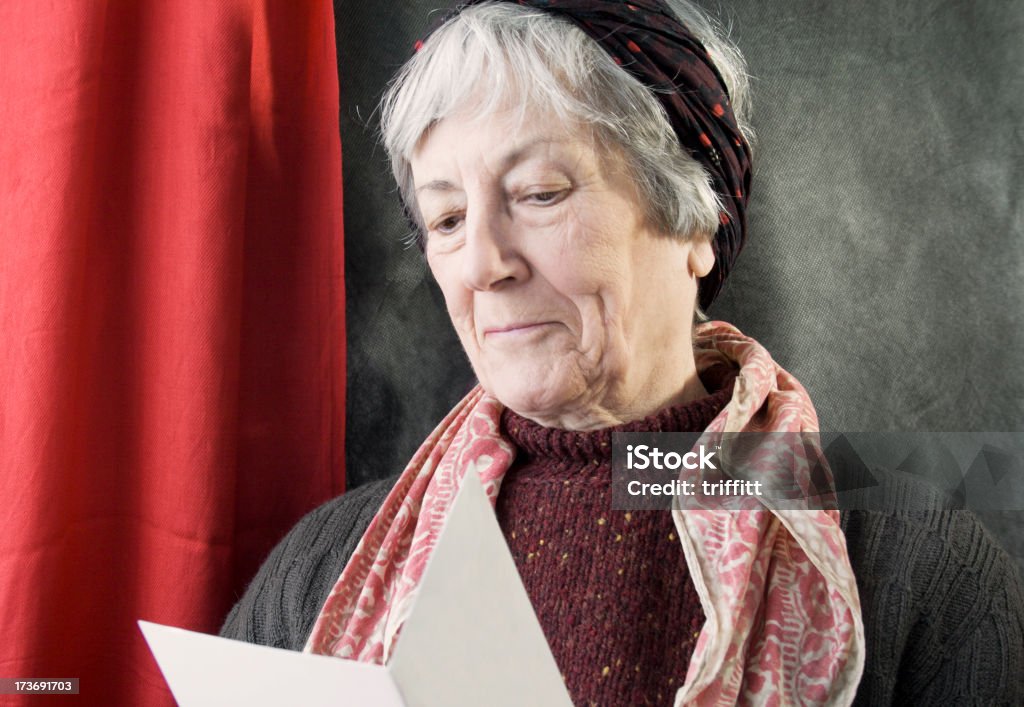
<box><xmin>483</xmin><ymin>321</ymin><xmax>556</xmax><ymax>338</ymax></box>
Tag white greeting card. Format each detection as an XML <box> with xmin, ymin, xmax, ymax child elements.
<box><xmin>140</xmin><ymin>471</ymin><xmax>573</xmax><ymax>706</ymax></box>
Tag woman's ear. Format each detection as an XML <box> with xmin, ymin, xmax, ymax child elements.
<box><xmin>688</xmin><ymin>236</ymin><xmax>715</xmax><ymax>278</ymax></box>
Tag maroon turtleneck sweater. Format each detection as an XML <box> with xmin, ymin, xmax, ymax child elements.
<box><xmin>495</xmin><ymin>373</ymin><xmax>734</xmax><ymax>707</ymax></box>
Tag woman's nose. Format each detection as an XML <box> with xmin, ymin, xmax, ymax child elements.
<box><xmin>460</xmin><ymin>204</ymin><xmax>527</xmax><ymax>291</ymax></box>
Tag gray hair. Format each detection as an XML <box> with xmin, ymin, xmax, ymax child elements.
<box><xmin>380</xmin><ymin>0</ymin><xmax>752</xmax><ymax>245</ymax></box>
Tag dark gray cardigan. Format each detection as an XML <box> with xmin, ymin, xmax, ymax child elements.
<box><xmin>221</xmin><ymin>474</ymin><xmax>1024</xmax><ymax>705</ymax></box>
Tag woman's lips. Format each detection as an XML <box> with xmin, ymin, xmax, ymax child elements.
<box><xmin>483</xmin><ymin>321</ymin><xmax>556</xmax><ymax>338</ymax></box>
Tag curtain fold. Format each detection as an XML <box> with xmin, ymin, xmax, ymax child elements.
<box><xmin>0</xmin><ymin>1</ymin><xmax>344</xmax><ymax>703</ymax></box>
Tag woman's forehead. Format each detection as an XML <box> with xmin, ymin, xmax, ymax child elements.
<box><xmin>413</xmin><ymin>100</ymin><xmax>590</xmax><ymax>160</ymax></box>
<box><xmin>411</xmin><ymin>85</ymin><xmax>580</xmax><ymax>148</ymax></box>
<box><xmin>410</xmin><ymin>110</ymin><xmax>620</xmax><ymax>190</ymax></box>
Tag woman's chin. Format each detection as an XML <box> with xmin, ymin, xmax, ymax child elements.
<box><xmin>485</xmin><ymin>376</ymin><xmax>585</xmax><ymax>426</ymax></box>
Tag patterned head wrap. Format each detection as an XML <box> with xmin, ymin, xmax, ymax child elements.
<box><xmin>421</xmin><ymin>0</ymin><xmax>753</xmax><ymax>310</ymax></box>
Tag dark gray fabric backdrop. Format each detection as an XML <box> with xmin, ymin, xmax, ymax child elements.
<box><xmin>334</xmin><ymin>1</ymin><xmax>1023</xmax><ymax>573</ymax></box>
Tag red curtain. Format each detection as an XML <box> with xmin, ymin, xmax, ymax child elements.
<box><xmin>0</xmin><ymin>1</ymin><xmax>345</xmax><ymax>704</ymax></box>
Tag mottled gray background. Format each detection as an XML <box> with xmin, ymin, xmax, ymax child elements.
<box><xmin>333</xmin><ymin>1</ymin><xmax>1023</xmax><ymax>573</ymax></box>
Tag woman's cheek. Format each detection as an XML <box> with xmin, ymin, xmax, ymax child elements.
<box><xmin>429</xmin><ymin>257</ymin><xmax>468</xmax><ymax>319</ymax></box>
<box><xmin>569</xmin><ymin>296</ymin><xmax>608</xmax><ymax>364</ymax></box>
<box><xmin>448</xmin><ymin>303</ymin><xmax>477</xmax><ymax>349</ymax></box>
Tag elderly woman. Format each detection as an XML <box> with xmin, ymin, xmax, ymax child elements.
<box><xmin>222</xmin><ymin>1</ymin><xmax>1024</xmax><ymax>704</ymax></box>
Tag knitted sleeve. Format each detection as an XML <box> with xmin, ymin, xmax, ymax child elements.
<box><xmin>843</xmin><ymin>499</ymin><xmax>1024</xmax><ymax>704</ymax></box>
<box><xmin>219</xmin><ymin>477</ymin><xmax>394</xmax><ymax>650</ymax></box>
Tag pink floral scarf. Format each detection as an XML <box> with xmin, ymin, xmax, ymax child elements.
<box><xmin>305</xmin><ymin>321</ymin><xmax>865</xmax><ymax>705</ymax></box>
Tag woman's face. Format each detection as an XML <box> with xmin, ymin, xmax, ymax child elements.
<box><xmin>410</xmin><ymin>104</ymin><xmax>713</xmax><ymax>430</ymax></box>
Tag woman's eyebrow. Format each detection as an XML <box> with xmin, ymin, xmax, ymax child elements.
<box><xmin>415</xmin><ymin>179</ymin><xmax>459</xmax><ymax>195</ymax></box>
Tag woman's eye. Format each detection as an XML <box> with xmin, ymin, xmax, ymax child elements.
<box><xmin>524</xmin><ymin>189</ymin><xmax>567</xmax><ymax>205</ymax></box>
<box><xmin>432</xmin><ymin>214</ymin><xmax>463</xmax><ymax>235</ymax></box>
